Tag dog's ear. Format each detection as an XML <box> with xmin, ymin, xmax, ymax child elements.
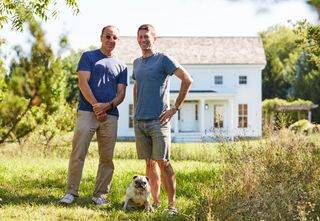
<box><xmin>133</xmin><ymin>175</ymin><xmax>138</xmax><ymax>180</ymax></box>
<box><xmin>145</xmin><ymin>176</ymin><xmax>149</xmax><ymax>182</ymax></box>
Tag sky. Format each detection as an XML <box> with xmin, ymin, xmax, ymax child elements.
<box><xmin>0</xmin><ymin>0</ymin><xmax>318</xmax><ymax>58</ymax></box>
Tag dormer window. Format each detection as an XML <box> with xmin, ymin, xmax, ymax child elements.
<box><xmin>214</xmin><ymin>75</ymin><xmax>223</xmax><ymax>85</ymax></box>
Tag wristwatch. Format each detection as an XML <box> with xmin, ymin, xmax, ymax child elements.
<box><xmin>109</xmin><ymin>101</ymin><xmax>114</xmax><ymax>109</ymax></box>
<box><xmin>173</xmin><ymin>104</ymin><xmax>179</xmax><ymax>112</ymax></box>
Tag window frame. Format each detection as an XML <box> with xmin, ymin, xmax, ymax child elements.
<box><xmin>239</xmin><ymin>75</ymin><xmax>247</xmax><ymax>85</ymax></box>
<box><xmin>214</xmin><ymin>75</ymin><xmax>223</xmax><ymax>85</ymax></box>
<box><xmin>238</xmin><ymin>104</ymin><xmax>248</xmax><ymax>128</ymax></box>
<box><xmin>128</xmin><ymin>104</ymin><xmax>134</xmax><ymax>128</ymax></box>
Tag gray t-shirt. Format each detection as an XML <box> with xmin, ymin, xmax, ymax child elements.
<box><xmin>132</xmin><ymin>52</ymin><xmax>180</xmax><ymax>120</ymax></box>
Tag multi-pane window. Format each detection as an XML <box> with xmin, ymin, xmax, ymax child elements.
<box><xmin>239</xmin><ymin>75</ymin><xmax>247</xmax><ymax>85</ymax></box>
<box><xmin>238</xmin><ymin>104</ymin><xmax>248</xmax><ymax>128</ymax></box>
<box><xmin>214</xmin><ymin>75</ymin><xmax>223</xmax><ymax>85</ymax></box>
<box><xmin>129</xmin><ymin>104</ymin><xmax>134</xmax><ymax>128</ymax></box>
<box><xmin>213</xmin><ymin>105</ymin><xmax>224</xmax><ymax>128</ymax></box>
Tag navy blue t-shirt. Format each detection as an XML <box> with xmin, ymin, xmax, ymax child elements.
<box><xmin>77</xmin><ymin>49</ymin><xmax>127</xmax><ymax>117</ymax></box>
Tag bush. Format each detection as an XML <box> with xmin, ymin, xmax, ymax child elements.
<box><xmin>289</xmin><ymin>119</ymin><xmax>314</xmax><ymax>133</ymax></box>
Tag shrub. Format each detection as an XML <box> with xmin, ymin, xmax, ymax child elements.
<box><xmin>289</xmin><ymin>119</ymin><xmax>314</xmax><ymax>133</ymax></box>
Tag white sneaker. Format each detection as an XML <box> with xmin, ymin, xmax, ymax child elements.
<box><xmin>59</xmin><ymin>193</ymin><xmax>75</xmax><ymax>205</ymax></box>
<box><xmin>92</xmin><ymin>196</ymin><xmax>107</xmax><ymax>206</ymax></box>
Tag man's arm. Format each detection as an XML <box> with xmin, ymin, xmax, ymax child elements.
<box><xmin>78</xmin><ymin>71</ymin><xmax>98</xmax><ymax>105</ymax></box>
<box><xmin>92</xmin><ymin>83</ymin><xmax>127</xmax><ymax>115</ymax></box>
<box><xmin>133</xmin><ymin>80</ymin><xmax>137</xmax><ymax>115</ymax></box>
<box><xmin>172</xmin><ymin>66</ymin><xmax>193</xmax><ymax>109</ymax></box>
<box><xmin>159</xmin><ymin>66</ymin><xmax>193</xmax><ymax>123</ymax></box>
<box><xmin>78</xmin><ymin>70</ymin><xmax>107</xmax><ymax>121</ymax></box>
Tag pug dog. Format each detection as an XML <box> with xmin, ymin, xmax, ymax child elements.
<box><xmin>122</xmin><ymin>175</ymin><xmax>154</xmax><ymax>212</ymax></box>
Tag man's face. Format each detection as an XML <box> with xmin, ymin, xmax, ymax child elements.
<box><xmin>137</xmin><ymin>29</ymin><xmax>156</xmax><ymax>51</ymax></box>
<box><xmin>101</xmin><ymin>27</ymin><xmax>119</xmax><ymax>53</ymax></box>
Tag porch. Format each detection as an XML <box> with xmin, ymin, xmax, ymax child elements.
<box><xmin>170</xmin><ymin>91</ymin><xmax>236</xmax><ymax>142</ymax></box>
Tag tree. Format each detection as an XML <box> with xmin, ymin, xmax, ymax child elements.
<box><xmin>291</xmin><ymin>21</ymin><xmax>320</xmax><ymax>122</ymax></box>
<box><xmin>0</xmin><ymin>20</ymin><xmax>74</xmax><ymax>144</ymax></box>
<box><xmin>0</xmin><ymin>0</ymin><xmax>79</xmax><ymax>31</ymax></box>
<box><xmin>260</xmin><ymin>25</ymin><xmax>302</xmax><ymax>99</ymax></box>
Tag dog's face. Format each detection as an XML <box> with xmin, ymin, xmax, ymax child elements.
<box><xmin>132</xmin><ymin>175</ymin><xmax>150</xmax><ymax>192</ymax></box>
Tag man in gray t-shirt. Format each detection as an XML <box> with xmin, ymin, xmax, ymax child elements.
<box><xmin>133</xmin><ymin>52</ymin><xmax>179</xmax><ymax>120</ymax></box>
<box><xmin>133</xmin><ymin>24</ymin><xmax>193</xmax><ymax>214</ymax></box>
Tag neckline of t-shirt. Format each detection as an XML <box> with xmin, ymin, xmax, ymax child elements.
<box><xmin>142</xmin><ymin>52</ymin><xmax>159</xmax><ymax>60</ymax></box>
<box><xmin>98</xmin><ymin>49</ymin><xmax>115</xmax><ymax>58</ymax></box>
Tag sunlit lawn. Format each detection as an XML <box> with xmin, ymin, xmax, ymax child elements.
<box><xmin>0</xmin><ymin>142</ymin><xmax>220</xmax><ymax>221</ymax></box>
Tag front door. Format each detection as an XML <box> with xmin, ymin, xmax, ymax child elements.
<box><xmin>179</xmin><ymin>103</ymin><xmax>197</xmax><ymax>132</ymax></box>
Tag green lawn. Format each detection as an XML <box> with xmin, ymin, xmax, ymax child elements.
<box><xmin>0</xmin><ymin>152</ymin><xmax>220</xmax><ymax>221</ymax></box>
<box><xmin>1</xmin><ymin>132</ymin><xmax>320</xmax><ymax>220</ymax></box>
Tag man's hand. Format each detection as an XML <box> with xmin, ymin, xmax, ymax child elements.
<box><xmin>93</xmin><ymin>103</ymin><xmax>108</xmax><ymax>121</ymax></box>
<box><xmin>96</xmin><ymin>112</ymin><xmax>107</xmax><ymax>121</ymax></box>
<box><xmin>159</xmin><ymin>108</ymin><xmax>177</xmax><ymax>124</ymax></box>
<box><xmin>93</xmin><ymin>103</ymin><xmax>107</xmax><ymax>115</ymax></box>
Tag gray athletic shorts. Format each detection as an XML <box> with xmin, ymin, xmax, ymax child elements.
<box><xmin>134</xmin><ymin>119</ymin><xmax>171</xmax><ymax>160</ymax></box>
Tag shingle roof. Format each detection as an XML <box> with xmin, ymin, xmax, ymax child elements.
<box><xmin>114</xmin><ymin>36</ymin><xmax>266</xmax><ymax>65</ymax></box>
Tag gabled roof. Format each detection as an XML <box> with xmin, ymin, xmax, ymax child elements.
<box><xmin>114</xmin><ymin>36</ymin><xmax>266</xmax><ymax>65</ymax></box>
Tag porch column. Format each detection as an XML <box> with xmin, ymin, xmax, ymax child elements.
<box><xmin>308</xmin><ymin>110</ymin><xmax>312</xmax><ymax>122</ymax></box>
<box><xmin>199</xmin><ymin>99</ymin><xmax>205</xmax><ymax>133</ymax></box>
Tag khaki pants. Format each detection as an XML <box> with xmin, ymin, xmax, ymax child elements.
<box><xmin>66</xmin><ymin>110</ymin><xmax>118</xmax><ymax>198</ymax></box>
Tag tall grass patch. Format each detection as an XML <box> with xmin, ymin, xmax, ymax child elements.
<box><xmin>210</xmin><ymin>130</ymin><xmax>320</xmax><ymax>220</ymax></box>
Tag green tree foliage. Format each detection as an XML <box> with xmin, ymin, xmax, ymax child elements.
<box><xmin>61</xmin><ymin>49</ymin><xmax>83</xmax><ymax>103</ymax></box>
<box><xmin>307</xmin><ymin>0</ymin><xmax>320</xmax><ymax>18</ymax></box>
<box><xmin>0</xmin><ymin>20</ymin><xmax>75</xmax><ymax>144</ymax></box>
<box><xmin>292</xmin><ymin>21</ymin><xmax>320</xmax><ymax>122</ymax></box>
<box><xmin>0</xmin><ymin>0</ymin><xmax>79</xmax><ymax>31</ymax></box>
<box><xmin>260</xmin><ymin>26</ymin><xmax>302</xmax><ymax>99</ymax></box>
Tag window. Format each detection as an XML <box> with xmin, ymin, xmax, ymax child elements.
<box><xmin>238</xmin><ymin>104</ymin><xmax>248</xmax><ymax>128</ymax></box>
<box><xmin>239</xmin><ymin>75</ymin><xmax>247</xmax><ymax>85</ymax></box>
<box><xmin>128</xmin><ymin>104</ymin><xmax>134</xmax><ymax>128</ymax></box>
<box><xmin>213</xmin><ymin>104</ymin><xmax>224</xmax><ymax>128</ymax></box>
<box><xmin>195</xmin><ymin>104</ymin><xmax>198</xmax><ymax>120</ymax></box>
<box><xmin>214</xmin><ymin>75</ymin><xmax>223</xmax><ymax>85</ymax></box>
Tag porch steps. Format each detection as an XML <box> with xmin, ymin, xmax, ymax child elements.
<box><xmin>173</xmin><ymin>132</ymin><xmax>203</xmax><ymax>143</ymax></box>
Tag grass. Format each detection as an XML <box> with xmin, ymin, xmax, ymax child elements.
<box><xmin>0</xmin><ymin>153</ymin><xmax>220</xmax><ymax>220</ymax></box>
<box><xmin>1</xmin><ymin>130</ymin><xmax>320</xmax><ymax>220</ymax></box>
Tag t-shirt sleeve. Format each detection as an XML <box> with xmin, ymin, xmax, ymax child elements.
<box><xmin>77</xmin><ymin>52</ymin><xmax>91</xmax><ymax>72</ymax></box>
<box><xmin>132</xmin><ymin>59</ymin><xmax>136</xmax><ymax>80</ymax></box>
<box><xmin>118</xmin><ymin>66</ymin><xmax>128</xmax><ymax>86</ymax></box>
<box><xmin>163</xmin><ymin>54</ymin><xmax>180</xmax><ymax>76</ymax></box>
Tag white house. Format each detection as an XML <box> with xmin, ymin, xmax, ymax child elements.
<box><xmin>114</xmin><ymin>36</ymin><xmax>266</xmax><ymax>142</ymax></box>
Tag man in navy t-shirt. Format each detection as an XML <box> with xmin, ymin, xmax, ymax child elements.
<box><xmin>60</xmin><ymin>25</ymin><xmax>127</xmax><ymax>206</ymax></box>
